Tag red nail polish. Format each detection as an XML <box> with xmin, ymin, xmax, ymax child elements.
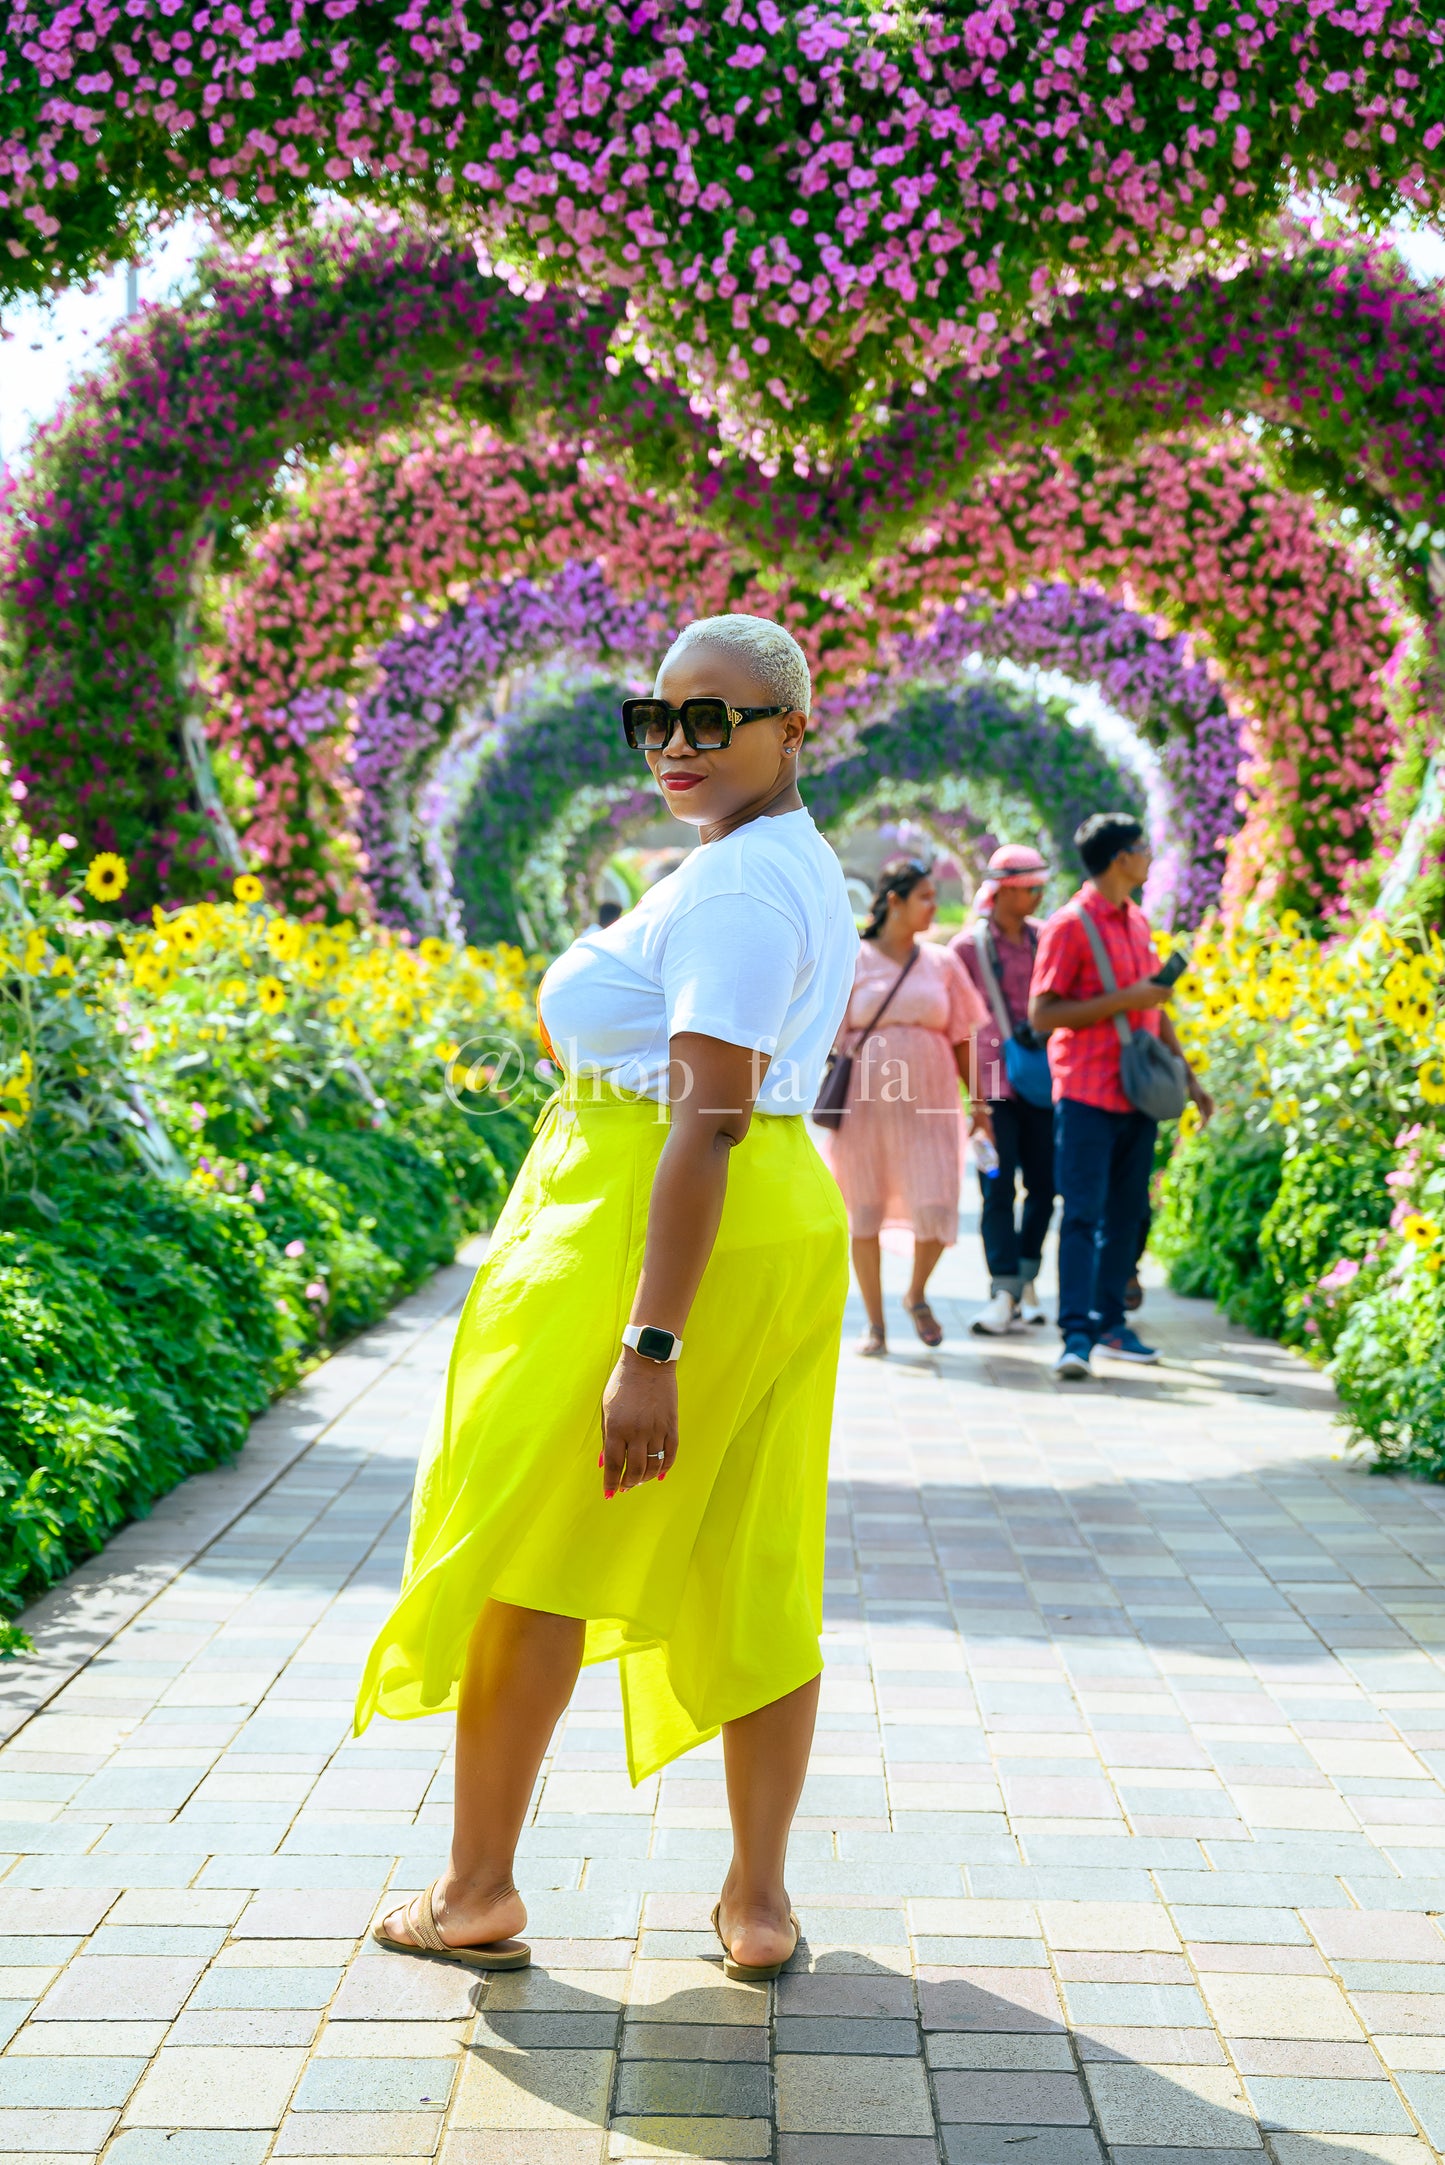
<box><xmin>658</xmin><ymin>1470</ymin><xmax>667</xmax><ymax>1483</ymax></box>
<box><xmin>598</xmin><ymin>1453</ymin><xmax>604</xmax><ymax>1467</ymax></box>
<box><xmin>604</xmin><ymin>1488</ymin><xmax>616</xmax><ymax>1500</ymax></box>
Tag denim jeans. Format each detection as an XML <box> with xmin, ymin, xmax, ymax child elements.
<box><xmin>1054</xmin><ymin>1097</ymin><xmax>1157</xmax><ymax>1343</ymax></box>
<box><xmin>979</xmin><ymin>1096</ymin><xmax>1056</xmax><ymax>1297</ymax></box>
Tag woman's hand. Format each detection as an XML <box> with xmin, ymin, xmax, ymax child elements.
<box><xmin>970</xmin><ymin>1100</ymin><xmax>995</xmax><ymax>1144</ymax></box>
<box><xmin>601</xmin><ymin>1348</ymin><xmax>679</xmax><ymax>1496</ymax></box>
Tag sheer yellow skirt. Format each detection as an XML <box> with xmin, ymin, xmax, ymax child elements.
<box><xmin>353</xmin><ymin>1082</ymin><xmax>849</xmax><ymax>1783</ymax></box>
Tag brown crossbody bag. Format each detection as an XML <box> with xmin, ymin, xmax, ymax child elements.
<box><xmin>811</xmin><ymin>947</ymin><xmax>920</xmax><ymax>1132</ymax></box>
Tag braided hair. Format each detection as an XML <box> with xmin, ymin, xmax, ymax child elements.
<box><xmin>861</xmin><ymin>856</ymin><xmax>934</xmax><ymax>941</ymax></box>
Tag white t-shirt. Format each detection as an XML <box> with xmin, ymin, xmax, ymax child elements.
<box><xmin>538</xmin><ymin>809</ymin><xmax>858</xmax><ymax>1114</ymax></box>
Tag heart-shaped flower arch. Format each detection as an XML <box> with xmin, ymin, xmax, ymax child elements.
<box><xmin>4</xmin><ymin>0</ymin><xmax>1444</xmax><ymax>461</ymax></box>
<box><xmin>210</xmin><ymin>421</ymin><xmax>1404</xmax><ymax>924</ymax></box>
<box><xmin>341</xmin><ymin>564</ymin><xmax>1201</xmax><ymax>939</ymax></box>
<box><xmin>0</xmin><ymin>220</ymin><xmax>1428</xmax><ymax>921</ymax></box>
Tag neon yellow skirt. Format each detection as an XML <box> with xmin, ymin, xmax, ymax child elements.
<box><xmin>353</xmin><ymin>1083</ymin><xmax>849</xmax><ymax>1783</ymax></box>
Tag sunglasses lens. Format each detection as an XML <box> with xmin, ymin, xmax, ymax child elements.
<box><xmin>683</xmin><ymin>699</ymin><xmax>730</xmax><ymax>750</ymax></box>
<box><xmin>625</xmin><ymin>701</ymin><xmax>673</xmax><ymax>750</ymax></box>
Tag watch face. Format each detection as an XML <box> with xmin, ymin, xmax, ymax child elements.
<box><xmin>635</xmin><ymin>1326</ymin><xmax>675</xmax><ymax>1363</ymax></box>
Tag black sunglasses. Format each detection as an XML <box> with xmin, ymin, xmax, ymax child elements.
<box><xmin>621</xmin><ymin>696</ymin><xmax>790</xmax><ymax>752</ymax></box>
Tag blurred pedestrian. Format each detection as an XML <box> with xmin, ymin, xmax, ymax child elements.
<box><xmin>830</xmin><ymin>858</ymin><xmax>991</xmax><ymax>1355</ymax></box>
<box><xmin>1029</xmin><ymin>813</ymin><xmax>1212</xmax><ymax>1380</ymax></box>
<box><xmin>952</xmin><ymin>844</ymin><xmax>1055</xmax><ymax>1336</ymax></box>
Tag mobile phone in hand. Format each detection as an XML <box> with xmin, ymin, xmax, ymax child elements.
<box><xmin>1152</xmin><ymin>950</ymin><xmax>1187</xmax><ymax>988</ymax></box>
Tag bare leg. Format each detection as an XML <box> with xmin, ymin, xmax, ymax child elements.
<box><xmin>380</xmin><ymin>1599</ymin><xmax>584</xmax><ymax>1948</ymax></box>
<box><xmin>851</xmin><ymin>1233</ymin><xmax>886</xmax><ymax>1338</ymax></box>
<box><xmin>906</xmin><ymin>1237</ymin><xmax>946</xmax><ymax>1307</ymax></box>
<box><xmin>716</xmin><ymin>1672</ymin><xmax>820</xmax><ymax>1968</ymax></box>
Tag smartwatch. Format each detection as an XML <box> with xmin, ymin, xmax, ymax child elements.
<box><xmin>621</xmin><ymin>1324</ymin><xmax>683</xmax><ymax>1364</ymax></box>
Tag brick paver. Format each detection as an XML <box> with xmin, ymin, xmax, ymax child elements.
<box><xmin>5</xmin><ymin>1206</ymin><xmax>1445</xmax><ymax>2164</ymax></box>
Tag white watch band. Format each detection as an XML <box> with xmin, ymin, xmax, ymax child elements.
<box><xmin>621</xmin><ymin>1324</ymin><xmax>683</xmax><ymax>1362</ymax></box>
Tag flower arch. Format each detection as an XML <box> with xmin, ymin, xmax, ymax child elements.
<box><xmin>203</xmin><ymin>424</ymin><xmax>877</xmax><ymax>913</ymax></box>
<box><xmin>214</xmin><ymin>423</ymin><xmax>1398</xmax><ymax>921</ymax></box>
<box><xmin>0</xmin><ymin>221</ymin><xmax>1428</xmax><ymax>919</ymax></box>
<box><xmin>830</xmin><ymin>588</ymin><xmax>1242</xmax><ymax>930</ymax></box>
<box><xmin>447</xmin><ymin>674</ymin><xmax>1142</xmax><ymax>950</ymax></box>
<box><xmin>343</xmin><ymin>561</ymin><xmax>1234</xmax><ymax>938</ymax></box>
<box><xmin>351</xmin><ymin>563</ymin><xmax>666</xmax><ymax>931</ymax></box>
<box><xmin>5</xmin><ymin>0</ymin><xmax>1444</xmax><ymax>461</ymax></box>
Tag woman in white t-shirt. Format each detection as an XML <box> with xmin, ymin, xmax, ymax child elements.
<box><xmin>358</xmin><ymin>615</ymin><xmax>857</xmax><ymax>1984</ymax></box>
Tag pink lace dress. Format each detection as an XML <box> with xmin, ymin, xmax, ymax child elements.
<box><xmin>830</xmin><ymin>939</ymin><xmax>988</xmax><ymax>1245</ymax></box>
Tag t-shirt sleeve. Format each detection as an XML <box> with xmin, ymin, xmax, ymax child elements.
<box><xmin>1031</xmin><ymin>914</ymin><xmax>1084</xmax><ymax>1000</ymax></box>
<box><xmin>949</xmin><ymin>929</ymin><xmax>985</xmax><ymax>997</ymax></box>
<box><xmin>941</xmin><ymin>949</ymin><xmax>988</xmax><ymax>1044</ymax></box>
<box><xmin>660</xmin><ymin>892</ymin><xmax>803</xmax><ymax>1053</ymax></box>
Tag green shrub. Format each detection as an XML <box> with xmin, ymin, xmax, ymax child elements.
<box><xmin>0</xmin><ymin>1118</ymin><xmax>525</xmax><ymax>1638</ymax></box>
<box><xmin>1332</xmin><ymin>1265</ymin><xmax>1445</xmax><ymax>1475</ymax></box>
<box><xmin>1258</xmin><ymin>1140</ymin><xmax>1394</xmax><ymax>1347</ymax></box>
<box><xmin>0</xmin><ymin>819</ymin><xmax>547</xmax><ymax>1641</ymax></box>
<box><xmin>1152</xmin><ymin>1115</ymin><xmax>1286</xmax><ymax>1337</ymax></box>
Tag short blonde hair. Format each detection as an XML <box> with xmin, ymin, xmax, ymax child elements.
<box><xmin>655</xmin><ymin>613</ymin><xmax>812</xmax><ymax>717</ymax></box>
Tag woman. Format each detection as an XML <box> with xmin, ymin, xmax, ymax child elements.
<box><xmin>831</xmin><ymin>858</ymin><xmax>991</xmax><ymax>1355</ymax></box>
<box><xmin>356</xmin><ymin>614</ymin><xmax>857</xmax><ymax>1982</ymax></box>
<box><xmin>950</xmin><ymin>843</ymin><xmax>1056</xmax><ymax>1336</ymax></box>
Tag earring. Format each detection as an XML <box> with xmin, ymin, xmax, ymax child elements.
<box><xmin>784</xmin><ymin>745</ymin><xmax>797</xmax><ymax>756</ymax></box>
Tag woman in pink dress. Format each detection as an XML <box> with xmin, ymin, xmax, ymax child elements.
<box><xmin>832</xmin><ymin>858</ymin><xmax>992</xmax><ymax>1354</ymax></box>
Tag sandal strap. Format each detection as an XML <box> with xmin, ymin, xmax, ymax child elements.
<box><xmin>411</xmin><ymin>1883</ymin><xmax>447</xmax><ymax>1953</ymax></box>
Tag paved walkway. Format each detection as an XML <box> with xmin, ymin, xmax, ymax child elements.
<box><xmin>5</xmin><ymin>1204</ymin><xmax>1445</xmax><ymax>2165</ymax></box>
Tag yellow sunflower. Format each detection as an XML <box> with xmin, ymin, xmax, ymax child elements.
<box><xmin>222</xmin><ymin>977</ymin><xmax>248</xmax><ymax>1003</ymax></box>
<box><xmin>233</xmin><ymin>874</ymin><xmax>265</xmax><ymax>905</ymax></box>
<box><xmin>1401</xmin><ymin>1214</ymin><xmax>1441</xmax><ymax>1249</ymax></box>
<box><xmin>256</xmin><ymin>976</ymin><xmax>286</xmax><ymax>1016</ymax></box>
<box><xmin>84</xmin><ymin>852</ymin><xmax>128</xmax><ymax>902</ymax></box>
<box><xmin>1419</xmin><ymin>1061</ymin><xmax>1445</xmax><ymax>1107</ymax></box>
<box><xmin>266</xmin><ymin>918</ymin><xmax>303</xmax><ymax>963</ymax></box>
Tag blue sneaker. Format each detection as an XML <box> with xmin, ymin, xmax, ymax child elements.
<box><xmin>1053</xmin><ymin>1337</ymin><xmax>1093</xmax><ymax>1380</ymax></box>
<box><xmin>1097</xmin><ymin>1327</ymin><xmax>1159</xmax><ymax>1365</ymax></box>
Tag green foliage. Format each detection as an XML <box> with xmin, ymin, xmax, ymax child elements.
<box><xmin>1332</xmin><ymin>1263</ymin><xmax>1445</xmax><ymax>1476</ymax></box>
<box><xmin>1259</xmin><ymin>1142</ymin><xmax>1394</xmax><ymax>1341</ymax></box>
<box><xmin>1152</xmin><ymin>1116</ymin><xmax>1287</xmax><ymax>1339</ymax></box>
<box><xmin>1162</xmin><ymin>915</ymin><xmax>1445</xmax><ymax>1473</ymax></box>
<box><xmin>0</xmin><ymin>1112</ymin><xmax>510</xmax><ymax>1632</ymax></box>
<box><xmin>0</xmin><ymin>822</ymin><xmax>545</xmax><ymax>1642</ymax></box>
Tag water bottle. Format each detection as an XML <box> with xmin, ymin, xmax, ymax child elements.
<box><xmin>973</xmin><ymin>1133</ymin><xmax>1000</xmax><ymax>1178</ymax></box>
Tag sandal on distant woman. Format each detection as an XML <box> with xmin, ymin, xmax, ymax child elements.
<box><xmin>859</xmin><ymin>1324</ymin><xmax>887</xmax><ymax>1358</ymax></box>
<box><xmin>905</xmin><ymin>1299</ymin><xmax>944</xmax><ymax>1348</ymax></box>
<box><xmin>371</xmin><ymin>1882</ymin><xmax>531</xmax><ymax>1971</ymax></box>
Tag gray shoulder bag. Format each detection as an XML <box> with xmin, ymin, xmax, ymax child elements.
<box><xmin>1072</xmin><ymin>908</ymin><xmax>1189</xmax><ymax>1123</ymax></box>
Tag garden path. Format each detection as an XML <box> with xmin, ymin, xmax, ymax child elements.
<box><xmin>4</xmin><ymin>1205</ymin><xmax>1445</xmax><ymax>2165</ymax></box>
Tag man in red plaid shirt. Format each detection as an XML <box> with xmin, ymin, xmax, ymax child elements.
<box><xmin>1029</xmin><ymin>813</ymin><xmax>1212</xmax><ymax>1380</ymax></box>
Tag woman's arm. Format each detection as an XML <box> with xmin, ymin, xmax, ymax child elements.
<box><xmin>953</xmin><ymin>1040</ymin><xmax>994</xmax><ymax>1139</ymax></box>
<box><xmin>600</xmin><ymin>1031</ymin><xmax>767</xmax><ymax>1498</ymax></box>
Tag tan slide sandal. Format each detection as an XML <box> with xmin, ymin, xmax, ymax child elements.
<box><xmin>371</xmin><ymin>1881</ymin><xmax>531</xmax><ymax>1971</ymax></box>
<box><xmin>711</xmin><ymin>1900</ymin><xmax>801</xmax><ymax>1982</ymax></box>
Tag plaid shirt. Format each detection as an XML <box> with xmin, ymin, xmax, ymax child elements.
<box><xmin>1032</xmin><ymin>886</ymin><xmax>1161</xmax><ymax>1113</ymax></box>
<box><xmin>951</xmin><ymin>917</ymin><xmax>1041</xmax><ymax>1102</ymax></box>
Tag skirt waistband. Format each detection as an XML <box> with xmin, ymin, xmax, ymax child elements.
<box><xmin>542</xmin><ymin>1073</ymin><xmax>809</xmax><ymax>1119</ymax></box>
